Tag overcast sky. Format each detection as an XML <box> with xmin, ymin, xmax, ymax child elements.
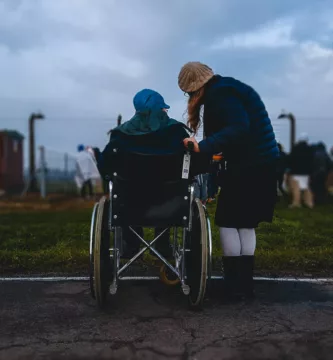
<box><xmin>0</xmin><ymin>0</ymin><xmax>332</xmax><ymax>165</ymax></box>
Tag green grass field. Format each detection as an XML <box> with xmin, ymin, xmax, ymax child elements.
<box><xmin>1</xmin><ymin>198</ymin><xmax>333</xmax><ymax>276</ymax></box>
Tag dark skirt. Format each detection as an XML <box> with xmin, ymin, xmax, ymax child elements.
<box><xmin>215</xmin><ymin>163</ymin><xmax>277</xmax><ymax>228</ymax></box>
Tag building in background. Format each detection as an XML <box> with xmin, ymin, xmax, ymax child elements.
<box><xmin>0</xmin><ymin>130</ymin><xmax>24</xmax><ymax>194</ymax></box>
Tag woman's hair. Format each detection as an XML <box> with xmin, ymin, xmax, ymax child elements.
<box><xmin>186</xmin><ymin>87</ymin><xmax>205</xmax><ymax>134</ymax></box>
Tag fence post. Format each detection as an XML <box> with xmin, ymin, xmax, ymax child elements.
<box><xmin>39</xmin><ymin>146</ymin><xmax>46</xmax><ymax>199</ymax></box>
<box><xmin>64</xmin><ymin>153</ymin><xmax>69</xmax><ymax>193</ymax></box>
<box><xmin>64</xmin><ymin>153</ymin><xmax>69</xmax><ymax>175</ymax></box>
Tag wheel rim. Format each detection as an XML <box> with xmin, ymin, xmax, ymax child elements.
<box><xmin>186</xmin><ymin>199</ymin><xmax>208</xmax><ymax>307</ymax></box>
<box><xmin>89</xmin><ymin>203</ymin><xmax>99</xmax><ymax>299</ymax></box>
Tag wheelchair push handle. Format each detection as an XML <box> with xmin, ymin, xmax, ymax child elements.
<box><xmin>186</xmin><ymin>141</ymin><xmax>195</xmax><ymax>152</ymax></box>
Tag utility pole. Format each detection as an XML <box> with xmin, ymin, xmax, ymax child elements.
<box><xmin>39</xmin><ymin>146</ymin><xmax>46</xmax><ymax>198</ymax></box>
<box><xmin>28</xmin><ymin>112</ymin><xmax>45</xmax><ymax>192</ymax></box>
<box><xmin>278</xmin><ymin>111</ymin><xmax>296</xmax><ymax>152</ymax></box>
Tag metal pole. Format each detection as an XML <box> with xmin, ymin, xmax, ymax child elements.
<box><xmin>64</xmin><ymin>153</ymin><xmax>69</xmax><ymax>176</ymax></box>
<box><xmin>28</xmin><ymin>112</ymin><xmax>45</xmax><ymax>192</ymax></box>
<box><xmin>278</xmin><ymin>111</ymin><xmax>296</xmax><ymax>152</ymax></box>
<box><xmin>29</xmin><ymin>114</ymin><xmax>36</xmax><ymax>192</ymax></box>
<box><xmin>39</xmin><ymin>146</ymin><xmax>46</xmax><ymax>199</ymax></box>
<box><xmin>289</xmin><ymin>113</ymin><xmax>296</xmax><ymax>151</ymax></box>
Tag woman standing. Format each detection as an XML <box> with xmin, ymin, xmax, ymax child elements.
<box><xmin>178</xmin><ymin>62</ymin><xmax>279</xmax><ymax>300</ymax></box>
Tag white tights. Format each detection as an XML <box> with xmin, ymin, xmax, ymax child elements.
<box><xmin>219</xmin><ymin>227</ymin><xmax>256</xmax><ymax>256</ymax></box>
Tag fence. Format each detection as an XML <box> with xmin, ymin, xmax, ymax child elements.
<box><xmin>34</xmin><ymin>147</ymin><xmax>77</xmax><ymax>197</ymax></box>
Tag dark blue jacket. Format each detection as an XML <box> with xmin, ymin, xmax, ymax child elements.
<box><xmin>199</xmin><ymin>75</ymin><xmax>279</xmax><ymax>169</ymax></box>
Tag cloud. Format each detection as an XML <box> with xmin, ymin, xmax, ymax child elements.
<box><xmin>209</xmin><ymin>19</ymin><xmax>295</xmax><ymax>50</ymax></box>
<box><xmin>0</xmin><ymin>0</ymin><xmax>332</xmax><ymax>159</ymax></box>
<box><xmin>258</xmin><ymin>41</ymin><xmax>333</xmax><ymax>149</ymax></box>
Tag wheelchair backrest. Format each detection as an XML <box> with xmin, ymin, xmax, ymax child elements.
<box><xmin>110</xmin><ymin>151</ymin><xmax>193</xmax><ymax>227</ymax></box>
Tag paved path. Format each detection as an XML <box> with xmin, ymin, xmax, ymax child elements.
<box><xmin>1</xmin><ymin>280</ymin><xmax>333</xmax><ymax>359</ymax></box>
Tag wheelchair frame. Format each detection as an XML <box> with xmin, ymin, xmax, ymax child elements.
<box><xmin>89</xmin><ymin>152</ymin><xmax>213</xmax><ymax>310</ymax></box>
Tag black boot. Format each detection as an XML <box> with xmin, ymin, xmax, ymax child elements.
<box><xmin>222</xmin><ymin>256</ymin><xmax>243</xmax><ymax>302</ymax></box>
<box><xmin>240</xmin><ymin>255</ymin><xmax>255</xmax><ymax>299</ymax></box>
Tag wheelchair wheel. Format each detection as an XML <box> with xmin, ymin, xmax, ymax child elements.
<box><xmin>89</xmin><ymin>202</ymin><xmax>99</xmax><ymax>299</ymax></box>
<box><xmin>205</xmin><ymin>207</ymin><xmax>213</xmax><ymax>290</ymax></box>
<box><xmin>93</xmin><ymin>196</ymin><xmax>112</xmax><ymax>309</ymax></box>
<box><xmin>186</xmin><ymin>198</ymin><xmax>208</xmax><ymax>310</ymax></box>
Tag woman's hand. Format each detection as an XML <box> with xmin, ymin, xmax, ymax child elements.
<box><xmin>183</xmin><ymin>137</ymin><xmax>200</xmax><ymax>152</ymax></box>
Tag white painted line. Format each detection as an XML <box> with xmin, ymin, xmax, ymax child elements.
<box><xmin>0</xmin><ymin>277</ymin><xmax>90</xmax><ymax>282</ymax></box>
<box><xmin>253</xmin><ymin>277</ymin><xmax>333</xmax><ymax>283</ymax></box>
<box><xmin>0</xmin><ymin>276</ymin><xmax>332</xmax><ymax>283</ymax></box>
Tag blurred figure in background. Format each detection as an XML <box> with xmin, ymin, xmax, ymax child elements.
<box><xmin>86</xmin><ymin>146</ymin><xmax>96</xmax><ymax>162</ymax></box>
<box><xmin>287</xmin><ymin>133</ymin><xmax>314</xmax><ymax>208</ymax></box>
<box><xmin>75</xmin><ymin>144</ymin><xmax>100</xmax><ymax>199</ymax></box>
<box><xmin>311</xmin><ymin>142</ymin><xmax>332</xmax><ymax>204</ymax></box>
<box><xmin>276</xmin><ymin>143</ymin><xmax>287</xmax><ymax>196</ymax></box>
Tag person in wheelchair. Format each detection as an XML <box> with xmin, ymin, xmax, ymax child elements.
<box><xmin>98</xmin><ymin>89</ymin><xmax>201</xmax><ymax>258</ymax></box>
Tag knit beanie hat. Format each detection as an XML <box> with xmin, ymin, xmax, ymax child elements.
<box><xmin>178</xmin><ymin>62</ymin><xmax>214</xmax><ymax>93</ymax></box>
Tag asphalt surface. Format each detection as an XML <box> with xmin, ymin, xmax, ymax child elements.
<box><xmin>0</xmin><ymin>280</ymin><xmax>333</xmax><ymax>360</ymax></box>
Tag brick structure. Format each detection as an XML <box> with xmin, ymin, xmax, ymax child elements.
<box><xmin>0</xmin><ymin>130</ymin><xmax>24</xmax><ymax>193</ymax></box>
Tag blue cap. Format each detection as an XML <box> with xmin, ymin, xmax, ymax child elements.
<box><xmin>133</xmin><ymin>89</ymin><xmax>170</xmax><ymax>111</ymax></box>
<box><xmin>77</xmin><ymin>144</ymin><xmax>85</xmax><ymax>152</ymax></box>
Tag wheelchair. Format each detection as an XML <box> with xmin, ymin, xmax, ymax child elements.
<box><xmin>89</xmin><ymin>145</ymin><xmax>213</xmax><ymax>310</ymax></box>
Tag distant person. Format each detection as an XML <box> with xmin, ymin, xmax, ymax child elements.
<box><xmin>311</xmin><ymin>142</ymin><xmax>332</xmax><ymax>204</ymax></box>
<box><xmin>276</xmin><ymin>143</ymin><xmax>287</xmax><ymax>196</ymax></box>
<box><xmin>287</xmin><ymin>133</ymin><xmax>314</xmax><ymax>208</ymax></box>
<box><xmin>75</xmin><ymin>144</ymin><xmax>100</xmax><ymax>199</ymax></box>
<box><xmin>86</xmin><ymin>146</ymin><xmax>97</xmax><ymax>163</ymax></box>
